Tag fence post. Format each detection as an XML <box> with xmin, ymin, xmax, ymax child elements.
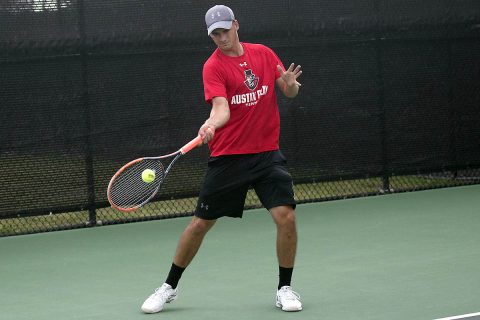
<box><xmin>447</xmin><ymin>41</ymin><xmax>458</xmax><ymax>178</ymax></box>
<box><xmin>78</xmin><ymin>0</ymin><xmax>97</xmax><ymax>226</ymax></box>
<box><xmin>374</xmin><ymin>0</ymin><xmax>390</xmax><ymax>193</ymax></box>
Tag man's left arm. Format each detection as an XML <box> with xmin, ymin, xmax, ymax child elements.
<box><xmin>276</xmin><ymin>63</ymin><xmax>302</xmax><ymax>98</ymax></box>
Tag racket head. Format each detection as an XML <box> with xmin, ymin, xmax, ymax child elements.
<box><xmin>107</xmin><ymin>158</ymin><xmax>166</xmax><ymax>212</ymax></box>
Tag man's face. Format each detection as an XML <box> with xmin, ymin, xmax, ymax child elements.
<box><xmin>209</xmin><ymin>21</ymin><xmax>239</xmax><ymax>50</ymax></box>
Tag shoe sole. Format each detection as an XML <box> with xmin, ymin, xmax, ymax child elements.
<box><xmin>276</xmin><ymin>301</ymin><xmax>303</xmax><ymax>311</ymax></box>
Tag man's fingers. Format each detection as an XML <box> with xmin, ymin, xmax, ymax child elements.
<box><xmin>279</xmin><ymin>63</ymin><xmax>302</xmax><ymax>87</ymax></box>
<box><xmin>283</xmin><ymin>63</ymin><xmax>302</xmax><ymax>75</ymax></box>
<box><xmin>204</xmin><ymin>127</ymin><xmax>215</xmax><ymax>143</ymax></box>
<box><xmin>199</xmin><ymin>126</ymin><xmax>214</xmax><ymax>144</ymax></box>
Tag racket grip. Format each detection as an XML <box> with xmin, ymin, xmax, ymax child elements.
<box><xmin>180</xmin><ymin>135</ymin><xmax>203</xmax><ymax>154</ymax></box>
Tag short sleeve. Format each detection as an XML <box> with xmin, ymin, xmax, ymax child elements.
<box><xmin>203</xmin><ymin>60</ymin><xmax>227</xmax><ymax>105</ymax></box>
<box><xmin>263</xmin><ymin>45</ymin><xmax>285</xmax><ymax>80</ymax></box>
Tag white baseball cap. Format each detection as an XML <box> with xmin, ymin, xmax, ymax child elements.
<box><xmin>205</xmin><ymin>5</ymin><xmax>235</xmax><ymax>36</ymax></box>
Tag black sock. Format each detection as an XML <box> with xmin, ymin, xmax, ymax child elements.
<box><xmin>165</xmin><ymin>263</ymin><xmax>186</xmax><ymax>289</ymax></box>
<box><xmin>278</xmin><ymin>266</ymin><xmax>293</xmax><ymax>290</ymax></box>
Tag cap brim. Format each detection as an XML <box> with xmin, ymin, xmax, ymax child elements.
<box><xmin>207</xmin><ymin>20</ymin><xmax>233</xmax><ymax>35</ymax></box>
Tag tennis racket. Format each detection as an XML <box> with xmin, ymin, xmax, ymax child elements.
<box><xmin>107</xmin><ymin>135</ymin><xmax>204</xmax><ymax>212</ymax></box>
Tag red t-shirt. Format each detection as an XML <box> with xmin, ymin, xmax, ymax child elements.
<box><xmin>203</xmin><ymin>42</ymin><xmax>285</xmax><ymax>157</ymax></box>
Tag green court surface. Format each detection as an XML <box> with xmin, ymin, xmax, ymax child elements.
<box><xmin>1</xmin><ymin>185</ymin><xmax>479</xmax><ymax>320</ymax></box>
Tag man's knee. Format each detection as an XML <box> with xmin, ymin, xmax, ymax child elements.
<box><xmin>271</xmin><ymin>206</ymin><xmax>296</xmax><ymax>226</ymax></box>
<box><xmin>187</xmin><ymin>216</ymin><xmax>216</xmax><ymax>235</ymax></box>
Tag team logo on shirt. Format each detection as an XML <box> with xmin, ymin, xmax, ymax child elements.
<box><xmin>230</xmin><ymin>85</ymin><xmax>269</xmax><ymax>107</ymax></box>
<box><xmin>243</xmin><ymin>69</ymin><xmax>259</xmax><ymax>91</ymax></box>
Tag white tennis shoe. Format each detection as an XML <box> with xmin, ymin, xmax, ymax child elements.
<box><xmin>141</xmin><ymin>283</ymin><xmax>178</xmax><ymax>313</ymax></box>
<box><xmin>276</xmin><ymin>286</ymin><xmax>303</xmax><ymax>311</ymax></box>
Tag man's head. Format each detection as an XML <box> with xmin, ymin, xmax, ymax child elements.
<box><xmin>205</xmin><ymin>5</ymin><xmax>240</xmax><ymax>52</ymax></box>
<box><xmin>205</xmin><ymin>5</ymin><xmax>235</xmax><ymax>36</ymax></box>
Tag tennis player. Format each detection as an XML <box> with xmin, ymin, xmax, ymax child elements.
<box><xmin>141</xmin><ymin>4</ymin><xmax>303</xmax><ymax>313</ymax></box>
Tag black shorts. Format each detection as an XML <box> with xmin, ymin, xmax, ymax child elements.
<box><xmin>195</xmin><ymin>150</ymin><xmax>296</xmax><ymax>220</ymax></box>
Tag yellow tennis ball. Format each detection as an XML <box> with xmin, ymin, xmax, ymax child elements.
<box><xmin>141</xmin><ymin>169</ymin><xmax>156</xmax><ymax>183</ymax></box>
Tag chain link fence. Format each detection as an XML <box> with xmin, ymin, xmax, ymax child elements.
<box><xmin>1</xmin><ymin>0</ymin><xmax>479</xmax><ymax>236</ymax></box>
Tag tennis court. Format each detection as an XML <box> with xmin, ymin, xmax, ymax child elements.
<box><xmin>1</xmin><ymin>185</ymin><xmax>479</xmax><ymax>320</ymax></box>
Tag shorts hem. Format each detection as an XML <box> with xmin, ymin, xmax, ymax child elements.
<box><xmin>265</xmin><ymin>202</ymin><xmax>297</xmax><ymax>211</ymax></box>
<box><xmin>194</xmin><ymin>211</ymin><xmax>244</xmax><ymax>220</ymax></box>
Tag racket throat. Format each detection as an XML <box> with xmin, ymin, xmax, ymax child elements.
<box><xmin>164</xmin><ymin>154</ymin><xmax>182</xmax><ymax>176</ymax></box>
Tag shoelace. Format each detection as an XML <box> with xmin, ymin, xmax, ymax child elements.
<box><xmin>151</xmin><ymin>286</ymin><xmax>171</xmax><ymax>300</ymax></box>
<box><xmin>279</xmin><ymin>287</ymin><xmax>301</xmax><ymax>301</ymax></box>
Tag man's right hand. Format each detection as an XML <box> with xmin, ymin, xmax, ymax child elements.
<box><xmin>199</xmin><ymin>124</ymin><xmax>215</xmax><ymax>144</ymax></box>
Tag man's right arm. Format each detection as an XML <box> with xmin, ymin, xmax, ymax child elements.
<box><xmin>199</xmin><ymin>96</ymin><xmax>230</xmax><ymax>144</ymax></box>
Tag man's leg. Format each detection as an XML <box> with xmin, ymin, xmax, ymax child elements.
<box><xmin>141</xmin><ymin>216</ymin><xmax>216</xmax><ymax>313</ymax></box>
<box><xmin>164</xmin><ymin>216</ymin><xmax>216</xmax><ymax>288</ymax></box>
<box><xmin>173</xmin><ymin>216</ymin><xmax>217</xmax><ymax>268</ymax></box>
<box><xmin>270</xmin><ymin>205</ymin><xmax>297</xmax><ymax>272</ymax></box>
<box><xmin>270</xmin><ymin>205</ymin><xmax>302</xmax><ymax>312</ymax></box>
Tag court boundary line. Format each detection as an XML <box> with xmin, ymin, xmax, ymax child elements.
<box><xmin>434</xmin><ymin>312</ymin><xmax>480</xmax><ymax>320</ymax></box>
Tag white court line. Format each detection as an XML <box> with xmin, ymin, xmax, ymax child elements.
<box><xmin>434</xmin><ymin>312</ymin><xmax>480</xmax><ymax>320</ymax></box>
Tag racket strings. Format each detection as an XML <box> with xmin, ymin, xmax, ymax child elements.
<box><xmin>109</xmin><ymin>159</ymin><xmax>165</xmax><ymax>209</ymax></box>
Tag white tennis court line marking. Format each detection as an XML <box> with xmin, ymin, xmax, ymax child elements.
<box><xmin>434</xmin><ymin>312</ymin><xmax>480</xmax><ymax>320</ymax></box>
